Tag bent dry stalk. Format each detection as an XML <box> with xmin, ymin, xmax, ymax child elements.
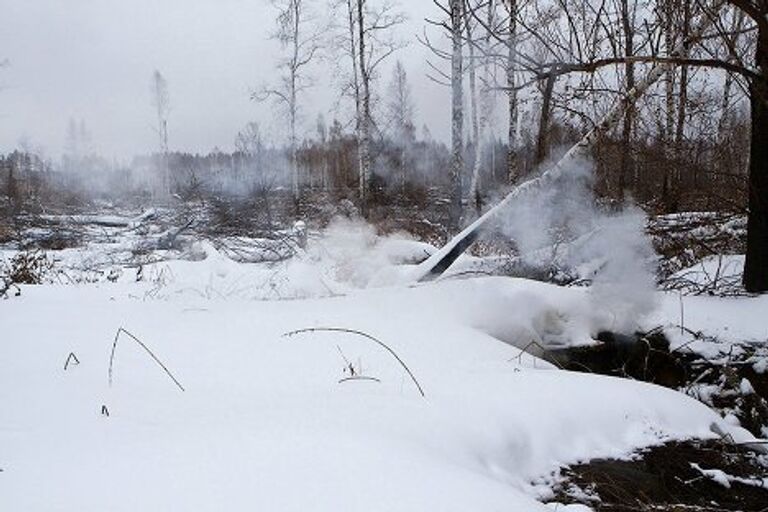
<box><xmin>108</xmin><ymin>327</ymin><xmax>185</xmax><ymax>392</ymax></box>
<box><xmin>282</xmin><ymin>327</ymin><xmax>426</xmax><ymax>397</ymax></box>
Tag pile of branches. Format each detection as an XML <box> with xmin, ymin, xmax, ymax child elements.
<box><xmin>648</xmin><ymin>211</ymin><xmax>746</xmax><ymax>281</ymax></box>
<box><xmin>662</xmin><ymin>254</ymin><xmax>746</xmax><ymax>296</ymax></box>
<box><xmin>211</xmin><ymin>233</ymin><xmax>302</xmax><ymax>264</ymax></box>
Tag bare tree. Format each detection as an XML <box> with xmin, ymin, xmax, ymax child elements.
<box><xmin>314</xmin><ymin>113</ymin><xmax>330</xmax><ymax>191</ymax></box>
<box><xmin>254</xmin><ymin>0</ymin><xmax>323</xmax><ymax>206</ymax></box>
<box><xmin>150</xmin><ymin>70</ymin><xmax>170</xmax><ymax>198</ymax></box>
<box><xmin>467</xmin><ymin>0</ymin><xmax>496</xmax><ymax>216</ymax></box>
<box><xmin>331</xmin><ymin>0</ymin><xmax>406</xmax><ymax>209</ymax></box>
<box><xmin>235</xmin><ymin>121</ymin><xmax>264</xmax><ymax>158</ymax></box>
<box><xmin>503</xmin><ymin>0</ymin><xmax>519</xmax><ymax>183</ymax></box>
<box><xmin>618</xmin><ymin>0</ymin><xmax>636</xmax><ymax>198</ymax></box>
<box><xmin>329</xmin><ymin>0</ymin><xmax>365</xmax><ymax>190</ymax></box>
<box><xmin>734</xmin><ymin>0</ymin><xmax>768</xmax><ymax>292</ymax></box>
<box><xmin>449</xmin><ymin>0</ymin><xmax>464</xmax><ymax>230</ymax></box>
<box><xmin>386</xmin><ymin>60</ymin><xmax>415</xmax><ymax>192</ymax></box>
<box><xmin>349</xmin><ymin>0</ymin><xmax>406</xmax><ymax>212</ymax></box>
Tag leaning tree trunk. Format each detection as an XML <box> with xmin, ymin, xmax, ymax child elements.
<box><xmin>416</xmin><ymin>1</ymin><xmax>723</xmax><ymax>282</ymax></box>
<box><xmin>743</xmin><ymin>25</ymin><xmax>768</xmax><ymax>293</ymax></box>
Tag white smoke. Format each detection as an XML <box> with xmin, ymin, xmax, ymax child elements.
<box><xmin>497</xmin><ymin>156</ymin><xmax>657</xmax><ymax>333</ymax></box>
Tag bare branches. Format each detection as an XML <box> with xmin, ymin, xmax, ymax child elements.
<box><xmin>417</xmin><ymin>0</ymin><xmax>729</xmax><ymax>281</ymax></box>
<box><xmin>255</xmin><ymin>0</ymin><xmax>325</xmax><ymax>203</ymax></box>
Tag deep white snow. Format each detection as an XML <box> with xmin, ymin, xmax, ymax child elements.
<box><xmin>0</xmin><ymin>241</ymin><xmax>754</xmax><ymax>512</ymax></box>
<box><xmin>2</xmin><ymin>238</ymin><xmax>764</xmax><ymax>511</ymax></box>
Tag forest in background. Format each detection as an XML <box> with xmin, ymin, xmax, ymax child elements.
<box><xmin>1</xmin><ymin>0</ymin><xmax>765</xmax><ymax>290</ymax></box>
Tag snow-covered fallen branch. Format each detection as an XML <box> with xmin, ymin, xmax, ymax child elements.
<box><xmin>690</xmin><ymin>462</ymin><xmax>768</xmax><ymax>489</ymax></box>
<box><xmin>416</xmin><ymin>0</ymin><xmax>724</xmax><ymax>282</ymax></box>
<box><xmin>40</xmin><ymin>209</ymin><xmax>157</xmax><ymax>229</ymax></box>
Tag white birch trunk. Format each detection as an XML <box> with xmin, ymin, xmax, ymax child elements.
<box><xmin>449</xmin><ymin>0</ymin><xmax>464</xmax><ymax>229</ymax></box>
<box><xmin>357</xmin><ymin>0</ymin><xmax>372</xmax><ymax>208</ymax></box>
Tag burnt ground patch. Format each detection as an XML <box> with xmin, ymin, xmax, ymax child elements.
<box><xmin>545</xmin><ymin>333</ymin><xmax>768</xmax><ymax>511</ymax></box>
<box><xmin>553</xmin><ymin>439</ymin><xmax>768</xmax><ymax>511</ymax></box>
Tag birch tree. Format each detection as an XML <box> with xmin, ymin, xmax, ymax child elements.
<box><xmin>467</xmin><ymin>0</ymin><xmax>496</xmax><ymax>216</ymax></box>
<box><xmin>330</xmin><ymin>0</ymin><xmax>405</xmax><ymax>211</ymax></box>
<box><xmin>150</xmin><ymin>70</ymin><xmax>170</xmax><ymax>198</ymax></box>
<box><xmin>354</xmin><ymin>0</ymin><xmax>405</xmax><ymax>211</ymax></box>
<box><xmin>449</xmin><ymin>0</ymin><xmax>464</xmax><ymax>230</ymax></box>
<box><xmin>386</xmin><ymin>60</ymin><xmax>415</xmax><ymax>192</ymax></box>
<box><xmin>254</xmin><ymin>0</ymin><xmax>322</xmax><ymax>206</ymax></box>
<box><xmin>504</xmin><ymin>0</ymin><xmax>519</xmax><ymax>183</ymax></box>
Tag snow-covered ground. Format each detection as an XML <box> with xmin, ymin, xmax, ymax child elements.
<box><xmin>1</xmin><ymin>225</ymin><xmax>766</xmax><ymax>511</ymax></box>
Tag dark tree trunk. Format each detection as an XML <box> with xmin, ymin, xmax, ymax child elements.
<box><xmin>534</xmin><ymin>74</ymin><xmax>555</xmax><ymax>165</ymax></box>
<box><xmin>743</xmin><ymin>25</ymin><xmax>768</xmax><ymax>293</ymax></box>
<box><xmin>507</xmin><ymin>0</ymin><xmax>519</xmax><ymax>183</ymax></box>
<box><xmin>619</xmin><ymin>0</ymin><xmax>635</xmax><ymax>200</ymax></box>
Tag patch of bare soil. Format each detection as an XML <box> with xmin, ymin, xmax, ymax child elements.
<box><xmin>553</xmin><ymin>439</ymin><xmax>768</xmax><ymax>511</ymax></box>
<box><xmin>546</xmin><ymin>333</ymin><xmax>768</xmax><ymax>511</ymax></box>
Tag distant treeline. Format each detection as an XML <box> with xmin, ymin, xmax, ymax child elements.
<box><xmin>0</xmin><ymin>110</ymin><xmax>750</xmax><ymax>218</ymax></box>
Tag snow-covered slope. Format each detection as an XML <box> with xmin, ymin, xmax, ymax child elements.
<box><xmin>1</xmin><ymin>262</ymin><xmax>758</xmax><ymax>511</ymax></box>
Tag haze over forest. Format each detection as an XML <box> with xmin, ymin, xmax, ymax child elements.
<box><xmin>2</xmin><ymin>2</ymin><xmax>768</xmax><ymax>510</ymax></box>
<box><xmin>0</xmin><ymin>0</ymin><xmax>456</xmax><ymax>160</ymax></box>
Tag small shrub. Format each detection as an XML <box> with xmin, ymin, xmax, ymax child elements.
<box><xmin>1</xmin><ymin>250</ymin><xmax>53</xmax><ymax>285</ymax></box>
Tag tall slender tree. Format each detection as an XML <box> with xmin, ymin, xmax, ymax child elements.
<box><xmin>351</xmin><ymin>0</ymin><xmax>405</xmax><ymax>211</ymax></box>
<box><xmin>449</xmin><ymin>0</ymin><xmax>464</xmax><ymax>230</ymax></box>
<box><xmin>386</xmin><ymin>60</ymin><xmax>416</xmax><ymax>192</ymax></box>
<box><xmin>505</xmin><ymin>0</ymin><xmax>519</xmax><ymax>183</ymax></box>
<box><xmin>150</xmin><ymin>70</ymin><xmax>170</xmax><ymax>198</ymax></box>
<box><xmin>254</xmin><ymin>0</ymin><xmax>322</xmax><ymax>206</ymax></box>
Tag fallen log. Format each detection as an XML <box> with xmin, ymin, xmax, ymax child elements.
<box><xmin>416</xmin><ymin>1</ymin><xmax>724</xmax><ymax>282</ymax></box>
<box><xmin>39</xmin><ymin>209</ymin><xmax>157</xmax><ymax>229</ymax></box>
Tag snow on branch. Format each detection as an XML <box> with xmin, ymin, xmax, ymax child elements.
<box><xmin>415</xmin><ymin>0</ymin><xmax>726</xmax><ymax>283</ymax></box>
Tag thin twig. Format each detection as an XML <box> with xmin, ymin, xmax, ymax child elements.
<box><xmin>283</xmin><ymin>327</ymin><xmax>425</xmax><ymax>397</ymax></box>
<box><xmin>64</xmin><ymin>352</ymin><xmax>80</xmax><ymax>371</ymax></box>
<box><xmin>338</xmin><ymin>376</ymin><xmax>382</xmax><ymax>384</ymax></box>
<box><xmin>510</xmin><ymin>340</ymin><xmax>565</xmax><ymax>370</ymax></box>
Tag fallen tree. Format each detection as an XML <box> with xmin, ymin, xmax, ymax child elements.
<box><xmin>416</xmin><ymin>1</ymin><xmax>724</xmax><ymax>283</ymax></box>
<box><xmin>39</xmin><ymin>209</ymin><xmax>157</xmax><ymax>229</ymax></box>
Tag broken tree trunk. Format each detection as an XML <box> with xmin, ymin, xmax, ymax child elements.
<box><xmin>40</xmin><ymin>209</ymin><xmax>156</xmax><ymax>229</ymax></box>
<box><xmin>416</xmin><ymin>1</ymin><xmax>723</xmax><ymax>282</ymax></box>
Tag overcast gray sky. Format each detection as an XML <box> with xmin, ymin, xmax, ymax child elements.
<box><xmin>0</xmin><ymin>0</ymin><xmax>454</xmax><ymax>161</ymax></box>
